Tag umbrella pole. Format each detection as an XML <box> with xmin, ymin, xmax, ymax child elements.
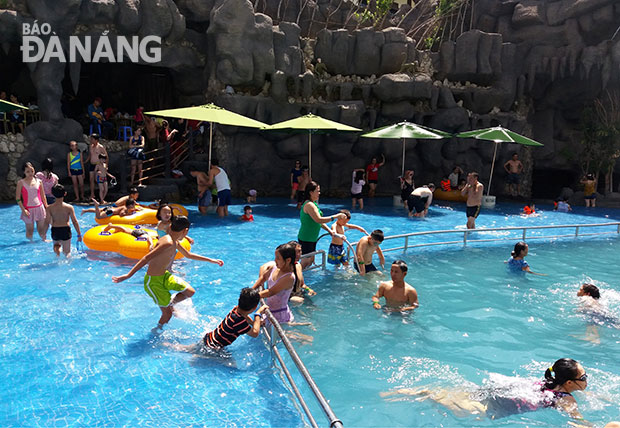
<box><xmin>487</xmin><ymin>142</ymin><xmax>499</xmax><ymax>196</ymax></box>
<box><xmin>208</xmin><ymin>122</ymin><xmax>213</xmax><ymax>167</ymax></box>
<box><xmin>308</xmin><ymin>132</ymin><xmax>312</xmax><ymax>179</ymax></box>
<box><xmin>401</xmin><ymin>138</ymin><xmax>406</xmax><ymax>177</ymax></box>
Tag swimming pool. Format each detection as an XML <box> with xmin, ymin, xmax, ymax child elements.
<box><xmin>1</xmin><ymin>199</ymin><xmax>619</xmax><ymax>427</ymax></box>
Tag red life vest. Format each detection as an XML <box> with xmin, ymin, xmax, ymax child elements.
<box><xmin>440</xmin><ymin>179</ymin><xmax>451</xmax><ymax>191</ymax></box>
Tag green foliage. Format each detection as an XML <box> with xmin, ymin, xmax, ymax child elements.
<box><xmin>354</xmin><ymin>0</ymin><xmax>393</xmax><ymax>28</ymax></box>
<box><xmin>578</xmin><ymin>100</ymin><xmax>620</xmax><ymax>181</ymax></box>
<box><xmin>0</xmin><ymin>0</ymin><xmax>9</xmax><ymax>9</ymax></box>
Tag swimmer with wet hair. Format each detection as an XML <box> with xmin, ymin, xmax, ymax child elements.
<box><xmin>112</xmin><ymin>215</ymin><xmax>224</xmax><ymax>330</ymax></box>
<box><xmin>381</xmin><ymin>358</ymin><xmax>590</xmax><ymax>422</ymax></box>
<box><xmin>102</xmin><ymin>224</ymin><xmax>155</xmax><ymax>250</ymax></box>
<box><xmin>328</xmin><ymin>209</ymin><xmax>368</xmax><ymax>269</ymax></box>
<box><xmin>506</xmin><ymin>242</ymin><xmax>545</xmax><ymax>275</ymax></box>
<box><xmin>81</xmin><ymin>198</ymin><xmax>137</xmax><ymax>219</ymax></box>
<box><xmin>355</xmin><ymin>229</ymin><xmax>385</xmax><ymax>276</ymax></box>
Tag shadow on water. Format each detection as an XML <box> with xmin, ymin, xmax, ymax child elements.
<box><xmin>125</xmin><ymin>331</ymin><xmax>165</xmax><ymax>357</ymax></box>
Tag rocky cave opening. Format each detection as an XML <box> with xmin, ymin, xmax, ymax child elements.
<box><xmin>0</xmin><ymin>45</ymin><xmax>36</xmax><ymax>104</ymax></box>
<box><xmin>61</xmin><ymin>62</ymin><xmax>178</xmax><ymax>128</ymax></box>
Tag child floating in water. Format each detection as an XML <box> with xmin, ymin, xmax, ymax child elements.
<box><xmin>112</xmin><ymin>216</ymin><xmax>224</xmax><ymax>330</ymax></box>
<box><xmin>523</xmin><ymin>203</ymin><xmax>536</xmax><ymax>215</ymax></box>
<box><xmin>328</xmin><ymin>209</ymin><xmax>367</xmax><ymax>268</ymax></box>
<box><xmin>372</xmin><ymin>260</ymin><xmax>418</xmax><ymax>311</ymax></box>
<box><xmin>102</xmin><ymin>224</ymin><xmax>155</xmax><ymax>250</ymax></box>
<box><xmin>246</xmin><ymin>189</ymin><xmax>257</xmax><ymax>204</ymax></box>
<box><xmin>82</xmin><ymin>198</ymin><xmax>137</xmax><ymax>219</ymax></box>
<box><xmin>46</xmin><ymin>184</ymin><xmax>82</xmax><ymax>256</ymax></box>
<box><xmin>554</xmin><ymin>198</ymin><xmax>572</xmax><ymax>213</ymax></box>
<box><xmin>355</xmin><ymin>229</ymin><xmax>385</xmax><ymax>276</ymax></box>
<box><xmin>240</xmin><ymin>205</ymin><xmax>254</xmax><ymax>222</ymax></box>
<box><xmin>506</xmin><ymin>241</ymin><xmax>544</xmax><ymax>275</ymax></box>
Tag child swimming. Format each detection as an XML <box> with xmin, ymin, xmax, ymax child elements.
<box><xmin>506</xmin><ymin>242</ymin><xmax>544</xmax><ymax>275</ymax></box>
<box><xmin>240</xmin><ymin>205</ymin><xmax>254</xmax><ymax>222</ymax></box>
<box><xmin>112</xmin><ymin>216</ymin><xmax>223</xmax><ymax>330</ymax></box>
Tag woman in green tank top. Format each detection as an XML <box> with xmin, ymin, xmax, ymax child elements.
<box><xmin>298</xmin><ymin>181</ymin><xmax>347</xmax><ymax>268</ymax></box>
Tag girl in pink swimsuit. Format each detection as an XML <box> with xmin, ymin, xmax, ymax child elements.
<box><xmin>16</xmin><ymin>162</ymin><xmax>48</xmax><ymax>240</ymax></box>
<box><xmin>259</xmin><ymin>243</ymin><xmax>296</xmax><ymax>324</ymax></box>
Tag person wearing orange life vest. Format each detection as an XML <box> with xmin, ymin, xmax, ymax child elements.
<box><xmin>440</xmin><ymin>176</ymin><xmax>451</xmax><ymax>192</ymax></box>
<box><xmin>523</xmin><ymin>203</ymin><xmax>536</xmax><ymax>215</ymax></box>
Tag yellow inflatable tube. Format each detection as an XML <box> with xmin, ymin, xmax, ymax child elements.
<box><xmin>83</xmin><ymin>225</ymin><xmax>191</xmax><ymax>260</ymax></box>
<box><xmin>433</xmin><ymin>189</ymin><xmax>468</xmax><ymax>202</ymax></box>
<box><xmin>95</xmin><ymin>203</ymin><xmax>188</xmax><ymax>225</ymax></box>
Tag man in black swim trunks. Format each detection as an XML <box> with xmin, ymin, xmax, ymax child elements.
<box><xmin>46</xmin><ymin>185</ymin><xmax>82</xmax><ymax>256</ymax></box>
<box><xmin>461</xmin><ymin>172</ymin><xmax>484</xmax><ymax>229</ymax></box>
<box><xmin>407</xmin><ymin>184</ymin><xmax>435</xmax><ymax>218</ymax></box>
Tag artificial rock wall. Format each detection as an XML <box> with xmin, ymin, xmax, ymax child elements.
<box><xmin>0</xmin><ymin>0</ymin><xmax>619</xmax><ymax>200</ymax></box>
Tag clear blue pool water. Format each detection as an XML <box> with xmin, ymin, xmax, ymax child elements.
<box><xmin>1</xmin><ymin>198</ymin><xmax>619</xmax><ymax>427</ymax></box>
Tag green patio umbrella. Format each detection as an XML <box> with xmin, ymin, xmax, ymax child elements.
<box><xmin>456</xmin><ymin>126</ymin><xmax>544</xmax><ymax>195</ymax></box>
<box><xmin>361</xmin><ymin>121</ymin><xmax>452</xmax><ymax>177</ymax></box>
<box><xmin>0</xmin><ymin>99</ymin><xmax>28</xmax><ymax>113</ymax></box>
<box><xmin>264</xmin><ymin>113</ymin><xmax>361</xmax><ymax>177</ymax></box>
<box><xmin>145</xmin><ymin>103</ymin><xmax>268</xmax><ymax>166</ymax></box>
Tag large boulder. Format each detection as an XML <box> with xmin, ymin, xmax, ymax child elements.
<box><xmin>115</xmin><ymin>0</ymin><xmax>141</xmax><ymax>34</ymax></box>
<box><xmin>315</xmin><ymin>29</ymin><xmax>353</xmax><ymax>76</ymax></box>
<box><xmin>380</xmin><ymin>27</ymin><xmax>407</xmax><ymax>74</ymax></box>
<box><xmin>373</xmin><ymin>74</ymin><xmax>433</xmax><ymax>102</ymax></box>
<box><xmin>80</xmin><ymin>0</ymin><xmax>118</xmax><ymax>25</ymax></box>
<box><xmin>273</xmin><ymin>22</ymin><xmax>303</xmax><ymax>76</ymax></box>
<box><xmin>208</xmin><ymin>0</ymin><xmax>274</xmax><ymax>86</ymax></box>
<box><xmin>175</xmin><ymin>0</ymin><xmax>215</xmax><ymax>22</ymax></box>
<box><xmin>352</xmin><ymin>28</ymin><xmax>383</xmax><ymax>76</ymax></box>
<box><xmin>138</xmin><ymin>0</ymin><xmax>173</xmax><ymax>38</ymax></box>
<box><xmin>25</xmin><ymin>0</ymin><xmax>81</xmax><ymax>35</ymax></box>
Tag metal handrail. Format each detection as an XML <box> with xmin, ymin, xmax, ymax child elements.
<box><xmin>346</xmin><ymin>222</ymin><xmax>620</xmax><ymax>255</ymax></box>
<box><xmin>299</xmin><ymin>250</ymin><xmax>326</xmax><ymax>271</ymax></box>
<box><xmin>261</xmin><ymin>303</ymin><xmax>343</xmax><ymax>428</ymax></box>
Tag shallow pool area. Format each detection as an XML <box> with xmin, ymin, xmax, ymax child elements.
<box><xmin>1</xmin><ymin>198</ymin><xmax>619</xmax><ymax>427</ymax></box>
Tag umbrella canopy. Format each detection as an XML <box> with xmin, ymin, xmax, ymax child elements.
<box><xmin>145</xmin><ymin>103</ymin><xmax>268</xmax><ymax>165</ymax></box>
<box><xmin>361</xmin><ymin>121</ymin><xmax>452</xmax><ymax>176</ymax></box>
<box><xmin>264</xmin><ymin>113</ymin><xmax>361</xmax><ymax>177</ymax></box>
<box><xmin>0</xmin><ymin>99</ymin><xmax>28</xmax><ymax>113</ymax></box>
<box><xmin>456</xmin><ymin>126</ymin><xmax>544</xmax><ymax>195</ymax></box>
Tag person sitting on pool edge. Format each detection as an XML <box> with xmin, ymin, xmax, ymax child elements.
<box><xmin>506</xmin><ymin>241</ymin><xmax>544</xmax><ymax>275</ymax></box>
<box><xmin>112</xmin><ymin>215</ymin><xmax>224</xmax><ymax>330</ymax></box>
<box><xmin>355</xmin><ymin>229</ymin><xmax>385</xmax><ymax>276</ymax></box>
<box><xmin>372</xmin><ymin>260</ymin><xmax>418</xmax><ymax>311</ymax></box>
<box><xmin>381</xmin><ymin>358</ymin><xmax>590</xmax><ymax>422</ymax></box>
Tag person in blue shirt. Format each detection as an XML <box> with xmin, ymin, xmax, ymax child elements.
<box><xmin>507</xmin><ymin>241</ymin><xmax>544</xmax><ymax>275</ymax></box>
<box><xmin>87</xmin><ymin>97</ymin><xmax>113</xmax><ymax>138</ymax></box>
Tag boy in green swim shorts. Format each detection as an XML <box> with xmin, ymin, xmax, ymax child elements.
<box><xmin>112</xmin><ymin>216</ymin><xmax>224</xmax><ymax>330</ymax></box>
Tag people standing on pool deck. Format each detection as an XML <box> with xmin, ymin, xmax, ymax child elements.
<box><xmin>328</xmin><ymin>209</ymin><xmax>368</xmax><ymax>268</ymax></box>
<box><xmin>355</xmin><ymin>230</ymin><xmax>385</xmax><ymax>276</ymax></box>
<box><xmin>16</xmin><ymin>162</ymin><xmax>48</xmax><ymax>241</ymax></box>
<box><xmin>461</xmin><ymin>172</ymin><xmax>484</xmax><ymax>229</ymax></box>
<box><xmin>400</xmin><ymin>170</ymin><xmax>415</xmax><ymax>209</ymax></box>
<box><xmin>94</xmin><ymin>154</ymin><xmax>115</xmax><ymax>204</ymax></box>
<box><xmin>581</xmin><ymin>173</ymin><xmax>597</xmax><ymax>207</ymax></box>
<box><xmin>381</xmin><ymin>358</ymin><xmax>589</xmax><ymax>422</ymax></box>
<box><xmin>112</xmin><ymin>216</ymin><xmax>224</xmax><ymax>330</ymax></box>
<box><xmin>351</xmin><ymin>168</ymin><xmax>366</xmax><ymax>209</ymax></box>
<box><xmin>448</xmin><ymin>165</ymin><xmax>463</xmax><ymax>189</ymax></box>
<box><xmin>298</xmin><ymin>181</ymin><xmax>347</xmax><ymax>268</ymax></box>
<box><xmin>366</xmin><ymin>154</ymin><xmax>385</xmax><ymax>198</ymax></box>
<box><xmin>372</xmin><ymin>260</ymin><xmax>418</xmax><ymax>311</ymax></box>
<box><xmin>407</xmin><ymin>184</ymin><xmax>435</xmax><ymax>218</ymax></box>
<box><xmin>252</xmin><ymin>243</ymin><xmax>297</xmax><ymax>324</ymax></box>
<box><xmin>128</xmin><ymin>128</ymin><xmax>146</xmax><ymax>187</ymax></box>
<box><xmin>290</xmin><ymin>160</ymin><xmax>302</xmax><ymax>200</ymax></box>
<box><xmin>507</xmin><ymin>241</ymin><xmax>544</xmax><ymax>275</ymax></box>
<box><xmin>206</xmin><ymin>159</ymin><xmax>231</xmax><ymax>217</ymax></box>
<box><xmin>295</xmin><ymin>166</ymin><xmax>310</xmax><ymax>209</ymax></box>
<box><xmin>46</xmin><ymin>185</ymin><xmax>81</xmax><ymax>256</ymax></box>
<box><xmin>67</xmin><ymin>140</ymin><xmax>85</xmax><ymax>202</ymax></box>
<box><xmin>87</xmin><ymin>134</ymin><xmax>108</xmax><ymax>201</ymax></box>
<box><xmin>503</xmin><ymin>153</ymin><xmax>523</xmax><ymax>197</ymax></box>
<box><xmin>189</xmin><ymin>168</ymin><xmax>211</xmax><ymax>215</ymax></box>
